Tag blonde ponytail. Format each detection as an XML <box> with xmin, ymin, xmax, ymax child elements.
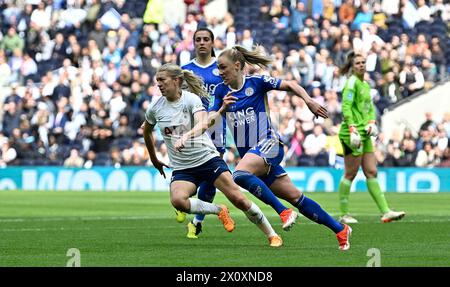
<box><xmin>182</xmin><ymin>70</ymin><xmax>208</xmax><ymax>98</ymax></box>
<box><xmin>219</xmin><ymin>45</ymin><xmax>273</xmax><ymax>70</ymax></box>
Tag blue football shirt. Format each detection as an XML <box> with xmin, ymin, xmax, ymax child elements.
<box><xmin>182</xmin><ymin>59</ymin><xmax>226</xmax><ymax>151</ymax></box>
<box><xmin>211</xmin><ymin>75</ymin><xmax>282</xmax><ymax>157</ymax></box>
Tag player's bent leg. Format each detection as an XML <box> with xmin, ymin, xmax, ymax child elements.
<box><xmin>271</xmin><ymin>176</ymin><xmax>346</xmax><ymax>239</ymax></box>
<box><xmin>233</xmin><ymin>153</ymin><xmax>290</xmax><ymax>215</ymax></box>
<box><xmin>195</xmin><ymin>181</ymin><xmax>217</xmax><ymax>222</ymax></box>
<box><xmin>187</xmin><ymin>181</ymin><xmax>217</xmax><ymax>238</ymax></box>
<box><xmin>170</xmin><ymin>181</ymin><xmax>222</xmax><ymax>216</ymax></box>
<box><xmin>170</xmin><ymin>181</ymin><xmax>197</xmax><ymax>212</ymax></box>
<box><xmin>214</xmin><ymin>171</ymin><xmax>251</xmax><ymax>211</ymax></box>
<box><xmin>214</xmin><ymin>171</ymin><xmax>282</xmax><ymax>246</ymax></box>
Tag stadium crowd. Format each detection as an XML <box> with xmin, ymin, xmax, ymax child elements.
<box><xmin>0</xmin><ymin>0</ymin><xmax>449</xmax><ymax>169</ymax></box>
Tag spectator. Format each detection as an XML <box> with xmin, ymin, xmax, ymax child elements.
<box><xmin>64</xmin><ymin>149</ymin><xmax>85</xmax><ymax>167</ymax></box>
<box><xmin>325</xmin><ymin>125</ymin><xmax>343</xmax><ymax>167</ymax></box>
<box><xmin>290</xmin><ymin>1</ymin><xmax>307</xmax><ymax>34</ymax></box>
<box><xmin>0</xmin><ymin>27</ymin><xmax>24</xmax><ymax>56</ymax></box>
<box><xmin>430</xmin><ymin>37</ymin><xmax>446</xmax><ymax>82</ymax></box>
<box><xmin>415</xmin><ymin>141</ymin><xmax>440</xmax><ymax>167</ymax></box>
<box><xmin>397</xmin><ymin>139</ymin><xmax>418</xmax><ymax>166</ymax></box>
<box><xmin>351</xmin><ymin>3</ymin><xmax>373</xmax><ymax>31</ymax></box>
<box><xmin>439</xmin><ymin>146</ymin><xmax>450</xmax><ymax>167</ymax></box>
<box><xmin>417</xmin><ymin>0</ymin><xmax>432</xmax><ymax>22</ymax></box>
<box><xmin>419</xmin><ymin>112</ymin><xmax>437</xmax><ymax>133</ymax></box>
<box><xmin>114</xmin><ymin>114</ymin><xmax>135</xmax><ymax>138</ymax></box>
<box><xmin>399</xmin><ymin>58</ymin><xmax>425</xmax><ymax>98</ymax></box>
<box><xmin>0</xmin><ymin>138</ymin><xmax>18</xmax><ymax>167</ymax></box>
<box><xmin>382</xmin><ymin>71</ymin><xmax>401</xmax><ymax>103</ymax></box>
<box><xmin>2</xmin><ymin>101</ymin><xmax>21</xmax><ymax>137</ymax></box>
<box><xmin>0</xmin><ymin>0</ymin><xmax>447</xmax><ymax>168</ymax></box>
<box><xmin>303</xmin><ymin>125</ymin><xmax>328</xmax><ymax>166</ymax></box>
<box><xmin>339</xmin><ymin>0</ymin><xmax>356</xmax><ymax>25</ymax></box>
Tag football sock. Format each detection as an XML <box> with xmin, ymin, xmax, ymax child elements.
<box><xmin>295</xmin><ymin>194</ymin><xmax>344</xmax><ymax>233</ymax></box>
<box><xmin>188</xmin><ymin>198</ymin><xmax>221</xmax><ymax>215</ymax></box>
<box><xmin>338</xmin><ymin>178</ymin><xmax>352</xmax><ymax>216</ymax></box>
<box><xmin>233</xmin><ymin>170</ymin><xmax>287</xmax><ymax>214</ymax></box>
<box><xmin>366</xmin><ymin>178</ymin><xmax>390</xmax><ymax>213</ymax></box>
<box><xmin>244</xmin><ymin>202</ymin><xmax>277</xmax><ymax>238</ymax></box>
<box><xmin>194</xmin><ymin>181</ymin><xmax>217</xmax><ymax>222</ymax></box>
<box><xmin>192</xmin><ymin>217</ymin><xmax>202</xmax><ymax>226</ymax></box>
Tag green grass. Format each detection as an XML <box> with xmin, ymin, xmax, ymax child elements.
<box><xmin>0</xmin><ymin>191</ymin><xmax>449</xmax><ymax>267</ymax></box>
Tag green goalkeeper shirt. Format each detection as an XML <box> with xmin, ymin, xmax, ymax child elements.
<box><xmin>339</xmin><ymin>75</ymin><xmax>376</xmax><ymax>138</ymax></box>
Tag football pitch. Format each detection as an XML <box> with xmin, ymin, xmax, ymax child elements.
<box><xmin>0</xmin><ymin>191</ymin><xmax>449</xmax><ymax>267</ymax></box>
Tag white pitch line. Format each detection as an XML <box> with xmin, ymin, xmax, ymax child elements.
<box><xmin>0</xmin><ymin>215</ymin><xmax>157</xmax><ymax>222</ymax></box>
<box><xmin>0</xmin><ymin>217</ymin><xmax>449</xmax><ymax>233</ymax></box>
<box><xmin>0</xmin><ymin>212</ymin><xmax>449</xmax><ymax>223</ymax></box>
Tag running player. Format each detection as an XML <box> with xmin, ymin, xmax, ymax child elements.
<box><xmin>208</xmin><ymin>45</ymin><xmax>352</xmax><ymax>250</ymax></box>
<box><xmin>143</xmin><ymin>63</ymin><xmax>283</xmax><ymax>247</ymax></box>
<box><xmin>175</xmin><ymin>28</ymin><xmax>226</xmax><ymax>238</ymax></box>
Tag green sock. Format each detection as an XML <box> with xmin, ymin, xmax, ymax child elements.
<box><xmin>338</xmin><ymin>178</ymin><xmax>352</xmax><ymax>216</ymax></box>
<box><xmin>366</xmin><ymin>178</ymin><xmax>390</xmax><ymax>213</ymax></box>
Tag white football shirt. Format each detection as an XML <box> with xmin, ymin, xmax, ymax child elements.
<box><xmin>145</xmin><ymin>90</ymin><xmax>219</xmax><ymax>170</ymax></box>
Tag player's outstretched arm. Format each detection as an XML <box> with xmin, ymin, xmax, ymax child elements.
<box><xmin>279</xmin><ymin>80</ymin><xmax>328</xmax><ymax>119</ymax></box>
<box><xmin>143</xmin><ymin>121</ymin><xmax>168</xmax><ymax>178</ymax></box>
<box><xmin>175</xmin><ymin>110</ymin><xmax>209</xmax><ymax>151</ymax></box>
<box><xmin>206</xmin><ymin>93</ymin><xmax>237</xmax><ymax>128</ymax></box>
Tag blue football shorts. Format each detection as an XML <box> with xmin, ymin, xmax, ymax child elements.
<box><xmin>247</xmin><ymin>138</ymin><xmax>287</xmax><ymax>186</ymax></box>
<box><xmin>171</xmin><ymin>157</ymin><xmax>230</xmax><ymax>188</ymax></box>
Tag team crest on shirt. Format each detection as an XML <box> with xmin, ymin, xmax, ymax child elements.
<box><xmin>347</xmin><ymin>92</ymin><xmax>353</xmax><ymax>101</ymax></box>
<box><xmin>245</xmin><ymin>87</ymin><xmax>254</xmax><ymax>96</ymax></box>
<box><xmin>212</xmin><ymin>68</ymin><xmax>220</xmax><ymax>76</ymax></box>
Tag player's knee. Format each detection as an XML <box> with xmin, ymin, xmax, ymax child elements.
<box><xmin>288</xmin><ymin>190</ymin><xmax>303</xmax><ymax>205</ymax></box>
<box><xmin>344</xmin><ymin>172</ymin><xmax>357</xmax><ymax>181</ymax></box>
<box><xmin>171</xmin><ymin>196</ymin><xmax>188</xmax><ymax>212</ymax></box>
<box><xmin>232</xmin><ymin>170</ymin><xmax>252</xmax><ymax>186</ymax></box>
<box><xmin>364</xmin><ymin>169</ymin><xmax>377</xmax><ymax>179</ymax></box>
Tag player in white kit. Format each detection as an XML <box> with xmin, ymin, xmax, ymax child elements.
<box><xmin>142</xmin><ymin>63</ymin><xmax>283</xmax><ymax>247</ymax></box>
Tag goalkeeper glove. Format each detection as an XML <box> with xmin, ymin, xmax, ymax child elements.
<box><xmin>365</xmin><ymin>120</ymin><xmax>379</xmax><ymax>137</ymax></box>
<box><xmin>349</xmin><ymin>125</ymin><xmax>361</xmax><ymax>149</ymax></box>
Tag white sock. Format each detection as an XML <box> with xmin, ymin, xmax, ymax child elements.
<box><xmin>244</xmin><ymin>202</ymin><xmax>277</xmax><ymax>238</ymax></box>
<box><xmin>192</xmin><ymin>217</ymin><xmax>203</xmax><ymax>225</ymax></box>
<box><xmin>188</xmin><ymin>198</ymin><xmax>221</xmax><ymax>215</ymax></box>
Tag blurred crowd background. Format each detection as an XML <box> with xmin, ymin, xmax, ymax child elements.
<box><xmin>0</xmin><ymin>0</ymin><xmax>449</xmax><ymax>169</ymax></box>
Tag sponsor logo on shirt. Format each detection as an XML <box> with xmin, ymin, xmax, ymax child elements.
<box><xmin>226</xmin><ymin>107</ymin><xmax>256</xmax><ymax>127</ymax></box>
<box><xmin>262</xmin><ymin>75</ymin><xmax>278</xmax><ymax>88</ymax></box>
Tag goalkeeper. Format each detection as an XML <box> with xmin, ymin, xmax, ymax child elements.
<box><xmin>337</xmin><ymin>51</ymin><xmax>405</xmax><ymax>224</ymax></box>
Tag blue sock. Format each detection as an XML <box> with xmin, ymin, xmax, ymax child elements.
<box><xmin>233</xmin><ymin>170</ymin><xmax>287</xmax><ymax>214</ymax></box>
<box><xmin>295</xmin><ymin>194</ymin><xmax>344</xmax><ymax>234</ymax></box>
<box><xmin>194</xmin><ymin>181</ymin><xmax>216</xmax><ymax>222</ymax></box>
